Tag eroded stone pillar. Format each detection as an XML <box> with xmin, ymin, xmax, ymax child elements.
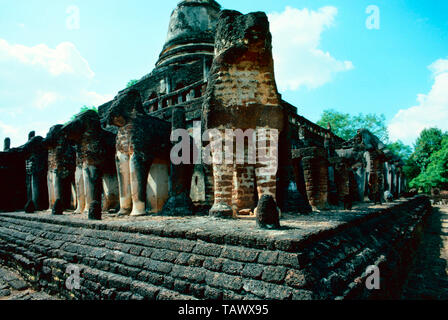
<box><xmin>297</xmin><ymin>147</ymin><xmax>329</xmax><ymax>211</ymax></box>
<box><xmin>45</xmin><ymin>125</ymin><xmax>76</xmax><ymax>215</ymax></box>
<box><xmin>355</xmin><ymin>164</ymin><xmax>367</xmax><ymax>202</ymax></box>
<box><xmin>277</xmin><ymin>122</ymin><xmax>311</xmax><ymax>214</ymax></box>
<box><xmin>161</xmin><ymin>106</ymin><xmax>194</xmax><ymax>216</ymax></box>
<box><xmin>74</xmin><ymin>160</ymin><xmax>85</xmax><ymax>214</ymax></box>
<box><xmin>203</xmin><ymin>163</ymin><xmax>215</xmax><ymax>208</ymax></box>
<box><xmin>366</xmin><ymin>150</ymin><xmax>384</xmax><ymax>204</ymax></box>
<box><xmin>147</xmin><ymin>159</ymin><xmax>169</xmax><ymax>213</ymax></box>
<box><xmin>23</xmin><ymin>135</ymin><xmax>49</xmax><ymax>213</ymax></box>
<box><xmin>327</xmin><ymin>164</ymin><xmax>338</xmax><ymax>206</ymax></box>
<box><xmin>233</xmin><ymin>164</ymin><xmax>256</xmax><ymax>212</ymax></box>
<box><xmin>3</xmin><ymin>138</ymin><xmax>10</xmax><ymax>152</ymax></box>
<box><xmin>334</xmin><ymin>159</ymin><xmax>350</xmax><ymax>206</ymax></box>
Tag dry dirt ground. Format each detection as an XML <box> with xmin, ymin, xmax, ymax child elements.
<box><xmin>401</xmin><ymin>205</ymin><xmax>448</xmax><ymax>299</ymax></box>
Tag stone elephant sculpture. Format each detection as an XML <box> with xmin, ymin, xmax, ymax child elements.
<box><xmin>61</xmin><ymin>110</ymin><xmax>120</xmax><ymax>219</ymax></box>
<box><xmin>337</xmin><ymin>129</ymin><xmax>386</xmax><ymax>204</ymax></box>
<box><xmin>106</xmin><ymin>89</ymin><xmax>172</xmax><ymax>216</ymax></box>
<box><xmin>161</xmin><ymin>106</ymin><xmax>195</xmax><ymax>216</ymax></box>
<box><xmin>336</xmin><ymin>147</ymin><xmax>366</xmax><ymax>203</ymax></box>
<box><xmin>44</xmin><ymin>125</ymin><xmax>76</xmax><ymax>215</ymax></box>
<box><xmin>355</xmin><ymin>130</ymin><xmax>386</xmax><ymax>203</ymax></box>
<box><xmin>364</xmin><ymin>150</ymin><xmax>385</xmax><ymax>204</ymax></box>
<box><xmin>202</xmin><ymin>10</ymin><xmax>285</xmax><ymax>218</ymax></box>
<box><xmin>20</xmin><ymin>134</ymin><xmax>49</xmax><ymax>213</ymax></box>
<box><xmin>356</xmin><ymin>129</ymin><xmax>385</xmax><ymax>152</ymax></box>
<box><xmin>383</xmin><ymin>149</ymin><xmax>404</xmax><ymax>198</ymax></box>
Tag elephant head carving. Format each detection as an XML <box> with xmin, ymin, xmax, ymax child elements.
<box><xmin>107</xmin><ymin>89</ymin><xmax>145</xmax><ymax>128</ymax></box>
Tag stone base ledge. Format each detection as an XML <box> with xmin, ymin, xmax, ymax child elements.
<box><xmin>0</xmin><ymin>196</ymin><xmax>431</xmax><ymax>300</ymax></box>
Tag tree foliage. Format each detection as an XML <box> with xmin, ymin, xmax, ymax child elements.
<box><xmin>412</xmin><ymin>128</ymin><xmax>446</xmax><ymax>170</ymax></box>
<box><xmin>410</xmin><ymin>135</ymin><xmax>448</xmax><ymax>192</ymax></box>
<box><xmin>408</xmin><ymin>128</ymin><xmax>448</xmax><ymax>192</ymax></box>
<box><xmin>69</xmin><ymin>105</ymin><xmax>98</xmax><ymax>122</ymax></box>
<box><xmin>403</xmin><ymin>157</ymin><xmax>420</xmax><ymax>184</ymax></box>
<box><xmin>386</xmin><ymin>140</ymin><xmax>412</xmax><ymax>160</ymax></box>
<box><xmin>387</xmin><ymin>141</ymin><xmax>418</xmax><ymax>184</ymax></box>
<box><xmin>317</xmin><ymin>109</ymin><xmax>389</xmax><ymax>142</ymax></box>
<box><xmin>127</xmin><ymin>79</ymin><xmax>139</xmax><ymax>88</ymax></box>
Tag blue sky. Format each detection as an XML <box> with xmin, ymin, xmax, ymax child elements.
<box><xmin>1</xmin><ymin>0</ymin><xmax>447</xmax><ymax>147</ymax></box>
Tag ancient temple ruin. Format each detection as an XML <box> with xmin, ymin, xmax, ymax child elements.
<box><xmin>0</xmin><ymin>0</ymin><xmax>407</xmax><ymax>219</ymax></box>
<box><xmin>0</xmin><ymin>0</ymin><xmax>431</xmax><ymax>302</ymax></box>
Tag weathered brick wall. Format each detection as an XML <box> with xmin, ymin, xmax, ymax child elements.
<box><xmin>0</xmin><ymin>196</ymin><xmax>431</xmax><ymax>300</ymax></box>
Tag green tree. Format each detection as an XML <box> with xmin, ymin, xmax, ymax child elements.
<box><xmin>410</xmin><ymin>135</ymin><xmax>448</xmax><ymax>192</ymax></box>
<box><xmin>386</xmin><ymin>141</ymin><xmax>418</xmax><ymax>184</ymax></box>
<box><xmin>317</xmin><ymin>109</ymin><xmax>389</xmax><ymax>142</ymax></box>
<box><xmin>386</xmin><ymin>140</ymin><xmax>412</xmax><ymax>160</ymax></box>
<box><xmin>403</xmin><ymin>157</ymin><xmax>420</xmax><ymax>184</ymax></box>
<box><xmin>127</xmin><ymin>79</ymin><xmax>139</xmax><ymax>88</ymax></box>
<box><xmin>412</xmin><ymin>127</ymin><xmax>447</xmax><ymax>170</ymax></box>
<box><xmin>352</xmin><ymin>113</ymin><xmax>389</xmax><ymax>142</ymax></box>
<box><xmin>317</xmin><ymin>110</ymin><xmax>353</xmax><ymax>140</ymax></box>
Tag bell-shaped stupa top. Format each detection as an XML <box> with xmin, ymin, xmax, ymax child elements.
<box><xmin>156</xmin><ymin>0</ymin><xmax>221</xmax><ymax>68</ymax></box>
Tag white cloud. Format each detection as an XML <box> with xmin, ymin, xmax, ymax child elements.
<box><xmin>0</xmin><ymin>120</ymin><xmax>54</xmax><ymax>149</ymax></box>
<box><xmin>0</xmin><ymin>39</ymin><xmax>113</xmax><ymax>147</ymax></box>
<box><xmin>0</xmin><ymin>39</ymin><xmax>94</xmax><ymax>78</ymax></box>
<box><xmin>32</xmin><ymin>90</ymin><xmax>112</xmax><ymax>111</ymax></box>
<box><xmin>388</xmin><ymin>57</ymin><xmax>448</xmax><ymax>145</ymax></box>
<box><xmin>268</xmin><ymin>6</ymin><xmax>354</xmax><ymax>91</ymax></box>
<box><xmin>81</xmin><ymin>90</ymin><xmax>114</xmax><ymax>107</ymax></box>
<box><xmin>429</xmin><ymin>58</ymin><xmax>448</xmax><ymax>75</ymax></box>
<box><xmin>0</xmin><ymin>121</ymin><xmax>20</xmax><ymax>139</ymax></box>
<box><xmin>34</xmin><ymin>91</ymin><xmax>61</xmax><ymax>110</ymax></box>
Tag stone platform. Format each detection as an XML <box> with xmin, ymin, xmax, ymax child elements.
<box><xmin>0</xmin><ymin>196</ymin><xmax>431</xmax><ymax>300</ymax></box>
<box><xmin>0</xmin><ymin>265</ymin><xmax>58</xmax><ymax>300</ymax></box>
